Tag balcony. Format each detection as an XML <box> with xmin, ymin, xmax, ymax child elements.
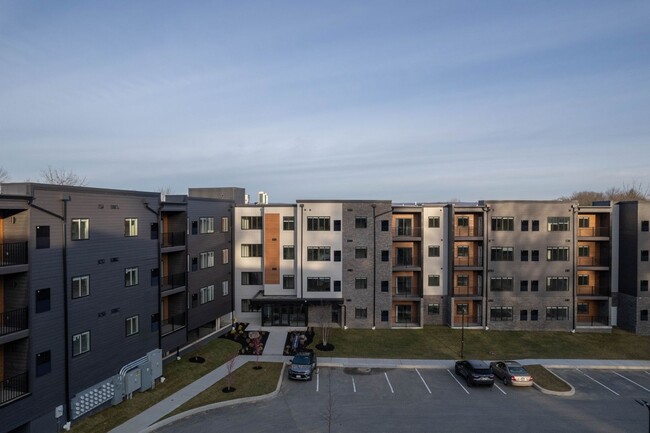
<box><xmin>1</xmin><ymin>371</ymin><xmax>29</xmax><ymax>406</ymax></box>
<box><xmin>392</xmin><ymin>226</ymin><xmax>422</xmax><ymax>238</ymax></box>
<box><xmin>577</xmin><ymin>315</ymin><xmax>609</xmax><ymax>326</ymax></box>
<box><xmin>1</xmin><ymin>308</ymin><xmax>28</xmax><ymax>337</ymax></box>
<box><xmin>452</xmin><ymin>314</ymin><xmax>481</xmax><ymax>327</ymax></box>
<box><xmin>0</xmin><ymin>242</ymin><xmax>28</xmax><ymax>268</ymax></box>
<box><xmin>577</xmin><ymin>227</ymin><xmax>610</xmax><ymax>238</ymax></box>
<box><xmin>454</xmin><ymin>227</ymin><xmax>482</xmax><ymax>237</ymax></box>
<box><xmin>161</xmin><ymin>273</ymin><xmax>187</xmax><ymax>292</ymax></box>
<box><xmin>161</xmin><ymin>232</ymin><xmax>186</xmax><ymax>248</ymax></box>
<box><xmin>452</xmin><ymin>285</ymin><xmax>482</xmax><ymax>297</ymax></box>
<box><xmin>393</xmin><ymin>285</ymin><xmax>422</xmax><ymax>298</ymax></box>
<box><xmin>454</xmin><ymin>257</ymin><xmax>482</xmax><ymax>267</ymax></box>
<box><xmin>577</xmin><ymin>257</ymin><xmax>609</xmax><ymax>267</ymax></box>
<box><xmin>577</xmin><ymin>285</ymin><xmax>610</xmax><ymax>297</ymax></box>
<box><xmin>161</xmin><ymin>312</ymin><xmax>186</xmax><ymax>336</ymax></box>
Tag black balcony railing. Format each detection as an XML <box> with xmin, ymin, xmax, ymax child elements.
<box><xmin>393</xmin><ymin>285</ymin><xmax>422</xmax><ymax>298</ymax></box>
<box><xmin>1</xmin><ymin>371</ymin><xmax>28</xmax><ymax>405</ymax></box>
<box><xmin>161</xmin><ymin>232</ymin><xmax>186</xmax><ymax>248</ymax></box>
<box><xmin>453</xmin><ymin>314</ymin><xmax>481</xmax><ymax>327</ymax></box>
<box><xmin>0</xmin><ymin>242</ymin><xmax>28</xmax><ymax>267</ymax></box>
<box><xmin>161</xmin><ymin>273</ymin><xmax>186</xmax><ymax>291</ymax></box>
<box><xmin>161</xmin><ymin>312</ymin><xmax>186</xmax><ymax>336</ymax></box>
<box><xmin>454</xmin><ymin>257</ymin><xmax>481</xmax><ymax>267</ymax></box>
<box><xmin>393</xmin><ymin>227</ymin><xmax>422</xmax><ymax>237</ymax></box>
<box><xmin>577</xmin><ymin>285</ymin><xmax>611</xmax><ymax>296</ymax></box>
<box><xmin>0</xmin><ymin>308</ymin><xmax>28</xmax><ymax>337</ymax></box>
<box><xmin>452</xmin><ymin>286</ymin><xmax>482</xmax><ymax>296</ymax></box>
<box><xmin>577</xmin><ymin>257</ymin><xmax>609</xmax><ymax>267</ymax></box>
<box><xmin>577</xmin><ymin>315</ymin><xmax>609</xmax><ymax>326</ymax></box>
<box><xmin>455</xmin><ymin>227</ymin><xmax>482</xmax><ymax>237</ymax></box>
<box><xmin>577</xmin><ymin>227</ymin><xmax>610</xmax><ymax>237</ymax></box>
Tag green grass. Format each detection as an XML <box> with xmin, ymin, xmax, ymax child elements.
<box><xmin>526</xmin><ymin>365</ymin><xmax>572</xmax><ymax>392</ymax></box>
<box><xmin>312</xmin><ymin>326</ymin><xmax>650</xmax><ymax>360</ymax></box>
<box><xmin>70</xmin><ymin>338</ymin><xmax>241</xmax><ymax>433</ymax></box>
<box><xmin>164</xmin><ymin>362</ymin><xmax>283</xmax><ymax>420</ymax></box>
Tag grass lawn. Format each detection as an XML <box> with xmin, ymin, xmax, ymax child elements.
<box><xmin>311</xmin><ymin>326</ymin><xmax>650</xmax><ymax>360</ymax></box>
<box><xmin>525</xmin><ymin>365</ymin><xmax>572</xmax><ymax>392</ymax></box>
<box><xmin>164</xmin><ymin>362</ymin><xmax>283</xmax><ymax>420</ymax></box>
<box><xmin>70</xmin><ymin>338</ymin><xmax>241</xmax><ymax>433</ymax></box>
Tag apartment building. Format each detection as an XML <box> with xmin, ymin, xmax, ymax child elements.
<box><xmin>616</xmin><ymin>201</ymin><xmax>650</xmax><ymax>335</ymax></box>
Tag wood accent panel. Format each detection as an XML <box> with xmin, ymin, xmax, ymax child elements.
<box><xmin>264</xmin><ymin>213</ymin><xmax>280</xmax><ymax>285</ymax></box>
<box><xmin>162</xmin><ymin>297</ymin><xmax>169</xmax><ymax>320</ymax></box>
<box><xmin>0</xmin><ymin>278</ymin><xmax>4</xmax><ymax>314</ymax></box>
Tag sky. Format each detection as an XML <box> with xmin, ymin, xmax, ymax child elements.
<box><xmin>1</xmin><ymin>1</ymin><xmax>649</xmax><ymax>203</ymax></box>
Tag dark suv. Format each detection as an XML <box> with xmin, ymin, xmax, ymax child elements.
<box><xmin>288</xmin><ymin>351</ymin><xmax>317</xmax><ymax>381</ymax></box>
<box><xmin>454</xmin><ymin>360</ymin><xmax>494</xmax><ymax>387</ymax></box>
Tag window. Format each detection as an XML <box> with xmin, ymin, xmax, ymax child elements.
<box><xmin>355</xmin><ymin>216</ymin><xmax>368</xmax><ymax>228</ymax></box>
<box><xmin>520</xmin><ymin>280</ymin><xmax>528</xmax><ymax>292</ymax></box>
<box><xmin>577</xmin><ymin>302</ymin><xmax>589</xmax><ymax>314</ymax></box>
<box><xmin>191</xmin><ymin>257</ymin><xmax>198</xmax><ymax>272</ymax></box>
<box><xmin>491</xmin><ymin>247</ymin><xmax>514</xmax><ymax>261</ymax></box>
<box><xmin>578</xmin><ymin>245</ymin><xmax>590</xmax><ymax>257</ymax></box>
<box><xmin>71</xmin><ymin>218</ymin><xmax>89</xmax><ymax>240</ymax></box>
<box><xmin>381</xmin><ymin>220</ymin><xmax>389</xmax><ymax>231</ymax></box>
<box><xmin>334</xmin><ymin>250</ymin><xmax>341</xmax><ymax>262</ymax></box>
<box><xmin>199</xmin><ymin>217</ymin><xmax>215</xmax><ymax>234</ymax></box>
<box><xmin>642</xmin><ymin>250</ymin><xmax>649</xmax><ymax>262</ymax></box>
<box><xmin>396</xmin><ymin>276</ymin><xmax>412</xmax><ymax>294</ymax></box>
<box><xmin>241</xmin><ymin>272</ymin><xmax>263</xmax><ymax>285</ymax></box>
<box><xmin>307</xmin><ymin>216</ymin><xmax>330</xmax><ymax>231</ymax></box>
<box><xmin>355</xmin><ymin>308</ymin><xmax>368</xmax><ymax>319</ymax></box>
<box><xmin>396</xmin><ymin>218</ymin><xmax>413</xmax><ymax>236</ymax></box>
<box><xmin>490</xmin><ymin>277</ymin><xmax>513</xmax><ymax>291</ymax></box>
<box><xmin>200</xmin><ymin>285</ymin><xmax>215</xmax><ymax>304</ymax></box>
<box><xmin>283</xmin><ymin>275</ymin><xmax>295</xmax><ymax>290</ymax></box>
<box><xmin>641</xmin><ymin>310</ymin><xmax>648</xmax><ymax>321</ymax></box>
<box><xmin>531</xmin><ymin>280</ymin><xmax>539</xmax><ymax>291</ymax></box>
<box><xmin>456</xmin><ymin>303</ymin><xmax>468</xmax><ymax>314</ymax></box>
<box><xmin>307</xmin><ymin>246</ymin><xmax>331</xmax><ymax>261</ymax></box>
<box><xmin>428</xmin><ymin>216</ymin><xmax>440</xmax><ymax>228</ymax></box>
<box><xmin>457</xmin><ymin>274</ymin><xmax>469</xmax><ymax>287</ymax></box>
<box><xmin>191</xmin><ymin>221</ymin><xmax>198</xmax><ymax>235</ymax></box>
<box><xmin>241</xmin><ymin>300</ymin><xmax>259</xmax><ymax>313</ymax></box>
<box><xmin>520</xmin><ymin>310</ymin><xmax>528</xmax><ymax>321</ymax></box>
<box><xmin>521</xmin><ymin>250</ymin><xmax>529</xmax><ymax>261</ymax></box>
<box><xmin>578</xmin><ymin>274</ymin><xmax>589</xmax><ymax>286</ymax></box>
<box><xmin>641</xmin><ymin>280</ymin><xmax>648</xmax><ymax>292</ymax></box>
<box><xmin>241</xmin><ymin>244</ymin><xmax>263</xmax><ymax>258</ymax></box>
<box><xmin>381</xmin><ymin>250</ymin><xmax>389</xmax><ymax>262</ymax></box>
<box><xmin>457</xmin><ymin>216</ymin><xmax>469</xmax><ymax>227</ymax></box>
<box><xmin>531</xmin><ymin>250</ymin><xmax>540</xmax><ymax>261</ymax></box>
<box><xmin>381</xmin><ymin>280</ymin><xmax>389</xmax><ymax>292</ymax></box>
<box><xmin>122</xmin><ymin>217</ymin><xmax>138</xmax><ymax>237</ymax></box>
<box><xmin>125</xmin><ymin>267</ymin><xmax>139</xmax><ymax>287</ymax></box>
<box><xmin>547</xmin><ymin>217</ymin><xmax>570</xmax><ymax>231</ymax></box>
<box><xmin>36</xmin><ymin>350</ymin><xmax>51</xmax><ymax>377</ymax></box>
<box><xmin>355</xmin><ymin>277</ymin><xmax>368</xmax><ymax>289</ymax></box>
<box><xmin>490</xmin><ymin>306</ymin><xmax>513</xmax><ymax>321</ymax></box>
<box><xmin>126</xmin><ymin>315</ymin><xmax>139</xmax><ymax>336</ymax></box>
<box><xmin>334</xmin><ymin>280</ymin><xmax>341</xmax><ymax>292</ymax></box>
<box><xmin>221</xmin><ymin>216</ymin><xmax>229</xmax><ymax>232</ymax></box>
<box><xmin>283</xmin><ymin>216</ymin><xmax>295</xmax><ymax>230</ymax></box>
<box><xmin>428</xmin><ymin>275</ymin><xmax>440</xmax><ymax>287</ymax></box>
<box><xmin>428</xmin><ymin>304</ymin><xmax>440</xmax><ymax>315</ymax></box>
<box><xmin>222</xmin><ymin>281</ymin><xmax>229</xmax><ymax>296</ymax></box>
<box><xmin>72</xmin><ymin>331</ymin><xmax>90</xmax><ymax>356</ymax></box>
<box><xmin>36</xmin><ymin>225</ymin><xmax>50</xmax><ymax>249</ymax></box>
<box><xmin>307</xmin><ymin>277</ymin><xmax>330</xmax><ymax>292</ymax></box>
<box><xmin>532</xmin><ymin>220</ymin><xmax>540</xmax><ymax>231</ymax></box>
<box><xmin>283</xmin><ymin>246</ymin><xmax>295</xmax><ymax>260</ymax></box>
<box><xmin>381</xmin><ymin>310</ymin><xmax>389</xmax><ymax>321</ymax></box>
<box><xmin>36</xmin><ymin>288</ymin><xmax>51</xmax><ymax>313</ymax></box>
<box><xmin>355</xmin><ymin>247</ymin><xmax>367</xmax><ymax>259</ymax></box>
<box><xmin>642</xmin><ymin>221</ymin><xmax>649</xmax><ymax>232</ymax></box>
<box><xmin>546</xmin><ymin>306</ymin><xmax>569</xmax><ymax>320</ymax></box>
<box><xmin>521</xmin><ymin>220</ymin><xmax>529</xmax><ymax>231</ymax></box>
<box><xmin>150</xmin><ymin>268</ymin><xmax>159</xmax><ymax>287</ymax></box>
<box><xmin>457</xmin><ymin>246</ymin><xmax>469</xmax><ymax>257</ymax></box>
<box><xmin>241</xmin><ymin>216</ymin><xmax>262</xmax><ymax>230</ymax></box>
<box><xmin>72</xmin><ymin>275</ymin><xmax>90</xmax><ymax>298</ymax></box>
<box><xmin>546</xmin><ymin>277</ymin><xmax>569</xmax><ymax>291</ymax></box>
<box><xmin>333</xmin><ymin>220</ymin><xmax>341</xmax><ymax>231</ymax></box>
<box><xmin>222</xmin><ymin>248</ymin><xmax>229</xmax><ymax>264</ymax></box>
<box><xmin>547</xmin><ymin>247</ymin><xmax>570</xmax><ymax>261</ymax></box>
<box><xmin>531</xmin><ymin>309</ymin><xmax>539</xmax><ymax>321</ymax></box>
<box><xmin>428</xmin><ymin>245</ymin><xmax>440</xmax><ymax>257</ymax></box>
<box><xmin>491</xmin><ymin>217</ymin><xmax>514</xmax><ymax>231</ymax></box>
<box><xmin>579</xmin><ymin>217</ymin><xmax>590</xmax><ymax>228</ymax></box>
<box><xmin>199</xmin><ymin>251</ymin><xmax>215</xmax><ymax>268</ymax></box>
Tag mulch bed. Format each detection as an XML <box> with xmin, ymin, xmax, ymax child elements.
<box><xmin>220</xmin><ymin>323</ymin><xmax>270</xmax><ymax>355</ymax></box>
<box><xmin>283</xmin><ymin>328</ymin><xmax>316</xmax><ymax>356</ymax></box>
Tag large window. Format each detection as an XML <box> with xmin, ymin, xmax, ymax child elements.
<box><xmin>72</xmin><ymin>331</ymin><xmax>90</xmax><ymax>356</ymax></box>
<box><xmin>355</xmin><ymin>308</ymin><xmax>368</xmax><ymax>319</ymax></box>
<box><xmin>36</xmin><ymin>288</ymin><xmax>51</xmax><ymax>313</ymax></box>
<box><xmin>307</xmin><ymin>216</ymin><xmax>330</xmax><ymax>231</ymax></box>
<box><xmin>491</xmin><ymin>247</ymin><xmax>514</xmax><ymax>261</ymax></box>
<box><xmin>72</xmin><ymin>275</ymin><xmax>90</xmax><ymax>299</ymax></box>
<box><xmin>546</xmin><ymin>306</ymin><xmax>569</xmax><ymax>320</ymax></box>
<box><xmin>126</xmin><ymin>315</ymin><xmax>139</xmax><ymax>336</ymax></box>
<box><xmin>200</xmin><ymin>285</ymin><xmax>215</xmax><ymax>304</ymax></box>
<box><xmin>490</xmin><ymin>306</ymin><xmax>513</xmax><ymax>321</ymax></box>
<box><xmin>491</xmin><ymin>217</ymin><xmax>514</xmax><ymax>231</ymax></box>
<box><xmin>546</xmin><ymin>277</ymin><xmax>569</xmax><ymax>291</ymax></box>
<box><xmin>283</xmin><ymin>245</ymin><xmax>295</xmax><ymax>260</ymax></box>
<box><xmin>241</xmin><ymin>272</ymin><xmax>263</xmax><ymax>285</ymax></box>
<box><xmin>547</xmin><ymin>247</ymin><xmax>570</xmax><ymax>261</ymax></box>
<box><xmin>307</xmin><ymin>277</ymin><xmax>330</xmax><ymax>292</ymax></box>
<box><xmin>241</xmin><ymin>216</ymin><xmax>262</xmax><ymax>230</ymax></box>
<box><xmin>283</xmin><ymin>216</ymin><xmax>295</xmax><ymax>230</ymax></box>
<box><xmin>307</xmin><ymin>246</ymin><xmax>331</xmax><ymax>261</ymax></box>
<box><xmin>125</xmin><ymin>267</ymin><xmax>139</xmax><ymax>287</ymax></box>
<box><xmin>124</xmin><ymin>218</ymin><xmax>138</xmax><ymax>237</ymax></box>
<box><xmin>199</xmin><ymin>217</ymin><xmax>215</xmax><ymax>234</ymax></box>
<box><xmin>199</xmin><ymin>251</ymin><xmax>215</xmax><ymax>268</ymax></box>
<box><xmin>490</xmin><ymin>277</ymin><xmax>513</xmax><ymax>291</ymax></box>
<box><xmin>241</xmin><ymin>244</ymin><xmax>263</xmax><ymax>258</ymax></box>
<box><xmin>547</xmin><ymin>217</ymin><xmax>570</xmax><ymax>231</ymax></box>
<box><xmin>71</xmin><ymin>218</ymin><xmax>89</xmax><ymax>240</ymax></box>
<box><xmin>283</xmin><ymin>275</ymin><xmax>295</xmax><ymax>290</ymax></box>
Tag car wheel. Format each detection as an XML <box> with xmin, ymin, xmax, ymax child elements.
<box><xmin>489</xmin><ymin>383</ymin><xmax>494</xmax><ymax>388</ymax></box>
<box><xmin>466</xmin><ymin>377</ymin><xmax>472</xmax><ymax>387</ymax></box>
<box><xmin>503</xmin><ymin>377</ymin><xmax>508</xmax><ymax>386</ymax></box>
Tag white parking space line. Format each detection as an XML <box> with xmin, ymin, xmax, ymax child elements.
<box><xmin>494</xmin><ymin>383</ymin><xmax>507</xmax><ymax>395</ymax></box>
<box><xmin>316</xmin><ymin>370</ymin><xmax>320</xmax><ymax>392</ymax></box>
<box><xmin>577</xmin><ymin>369</ymin><xmax>620</xmax><ymax>396</ymax></box>
<box><xmin>416</xmin><ymin>369</ymin><xmax>432</xmax><ymax>394</ymax></box>
<box><xmin>384</xmin><ymin>372</ymin><xmax>395</xmax><ymax>394</ymax></box>
<box><xmin>645</xmin><ymin>371</ymin><xmax>650</xmax><ymax>377</ymax></box>
<box><xmin>447</xmin><ymin>369</ymin><xmax>470</xmax><ymax>394</ymax></box>
<box><xmin>352</xmin><ymin>376</ymin><xmax>357</xmax><ymax>393</ymax></box>
<box><xmin>612</xmin><ymin>372</ymin><xmax>650</xmax><ymax>393</ymax></box>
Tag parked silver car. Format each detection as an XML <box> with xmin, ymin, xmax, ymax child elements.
<box><xmin>489</xmin><ymin>361</ymin><xmax>534</xmax><ymax>387</ymax></box>
<box><xmin>288</xmin><ymin>352</ymin><xmax>317</xmax><ymax>381</ymax></box>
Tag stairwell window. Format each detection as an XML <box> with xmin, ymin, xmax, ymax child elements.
<box><xmin>428</xmin><ymin>245</ymin><xmax>440</xmax><ymax>257</ymax></box>
<box><xmin>72</xmin><ymin>331</ymin><xmax>91</xmax><ymax>356</ymax></box>
<box><xmin>71</xmin><ymin>218</ymin><xmax>89</xmax><ymax>240</ymax></box>
<box><xmin>642</xmin><ymin>250</ymin><xmax>649</xmax><ymax>262</ymax></box>
<box><xmin>124</xmin><ymin>218</ymin><xmax>138</xmax><ymax>237</ymax></box>
<box><xmin>355</xmin><ymin>277</ymin><xmax>368</xmax><ymax>289</ymax></box>
<box><xmin>642</xmin><ymin>221</ymin><xmax>649</xmax><ymax>232</ymax></box>
<box><xmin>355</xmin><ymin>216</ymin><xmax>368</xmax><ymax>228</ymax></box>
<box><xmin>126</xmin><ymin>315</ymin><xmax>139</xmax><ymax>336</ymax></box>
<box><xmin>72</xmin><ymin>275</ymin><xmax>90</xmax><ymax>298</ymax></box>
<box><xmin>355</xmin><ymin>308</ymin><xmax>368</xmax><ymax>319</ymax></box>
<box><xmin>125</xmin><ymin>267</ymin><xmax>139</xmax><ymax>287</ymax></box>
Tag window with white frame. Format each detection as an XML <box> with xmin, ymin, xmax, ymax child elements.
<box><xmin>547</xmin><ymin>217</ymin><xmax>570</xmax><ymax>231</ymax></box>
<box><xmin>200</xmin><ymin>285</ymin><xmax>215</xmax><ymax>304</ymax></box>
<box><xmin>491</xmin><ymin>217</ymin><xmax>514</xmax><ymax>231</ymax></box>
<box><xmin>72</xmin><ymin>331</ymin><xmax>90</xmax><ymax>356</ymax></box>
<box><xmin>124</xmin><ymin>218</ymin><xmax>138</xmax><ymax>237</ymax></box>
<box><xmin>547</xmin><ymin>247</ymin><xmax>570</xmax><ymax>261</ymax></box>
<box><xmin>71</xmin><ymin>218</ymin><xmax>89</xmax><ymax>240</ymax></box>
<box><xmin>283</xmin><ymin>245</ymin><xmax>295</xmax><ymax>260</ymax></box>
<box><xmin>199</xmin><ymin>251</ymin><xmax>215</xmax><ymax>269</ymax></box>
<box><xmin>241</xmin><ymin>216</ymin><xmax>262</xmax><ymax>230</ymax></box>
<box><xmin>222</xmin><ymin>281</ymin><xmax>229</xmax><ymax>296</ymax></box>
<box><xmin>125</xmin><ymin>267</ymin><xmax>139</xmax><ymax>287</ymax></box>
<box><xmin>222</xmin><ymin>248</ymin><xmax>229</xmax><ymax>264</ymax></box>
<box><xmin>72</xmin><ymin>275</ymin><xmax>90</xmax><ymax>299</ymax></box>
<box><xmin>199</xmin><ymin>217</ymin><xmax>215</xmax><ymax>233</ymax></box>
<box><xmin>283</xmin><ymin>275</ymin><xmax>295</xmax><ymax>290</ymax></box>
<box><xmin>221</xmin><ymin>216</ymin><xmax>229</xmax><ymax>232</ymax></box>
<box><xmin>283</xmin><ymin>216</ymin><xmax>295</xmax><ymax>230</ymax></box>
<box><xmin>126</xmin><ymin>315</ymin><xmax>139</xmax><ymax>336</ymax></box>
<box><xmin>241</xmin><ymin>244</ymin><xmax>263</xmax><ymax>258</ymax></box>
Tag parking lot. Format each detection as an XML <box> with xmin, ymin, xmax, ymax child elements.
<box><xmin>155</xmin><ymin>366</ymin><xmax>650</xmax><ymax>433</ymax></box>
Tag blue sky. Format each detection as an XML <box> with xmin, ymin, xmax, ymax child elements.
<box><xmin>1</xmin><ymin>1</ymin><xmax>649</xmax><ymax>203</ymax></box>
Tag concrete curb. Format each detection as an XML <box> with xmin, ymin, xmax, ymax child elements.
<box><xmin>140</xmin><ymin>362</ymin><xmax>286</xmax><ymax>433</ymax></box>
<box><xmin>532</xmin><ymin>368</ymin><xmax>575</xmax><ymax>396</ymax></box>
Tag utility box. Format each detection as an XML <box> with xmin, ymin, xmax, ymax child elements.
<box><xmin>124</xmin><ymin>369</ymin><xmax>142</xmax><ymax>395</ymax></box>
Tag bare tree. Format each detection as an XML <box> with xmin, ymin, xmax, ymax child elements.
<box><xmin>0</xmin><ymin>167</ymin><xmax>9</xmax><ymax>183</ymax></box>
<box><xmin>314</xmin><ymin>302</ymin><xmax>334</xmax><ymax>351</ymax></box>
<box><xmin>222</xmin><ymin>353</ymin><xmax>238</xmax><ymax>393</ymax></box>
<box><xmin>39</xmin><ymin>166</ymin><xmax>87</xmax><ymax>186</ymax></box>
<box><xmin>157</xmin><ymin>186</ymin><xmax>172</xmax><ymax>201</ymax></box>
<box><xmin>560</xmin><ymin>183</ymin><xmax>649</xmax><ymax>205</ymax></box>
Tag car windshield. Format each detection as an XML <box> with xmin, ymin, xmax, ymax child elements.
<box><xmin>293</xmin><ymin>355</ymin><xmax>311</xmax><ymax>365</ymax></box>
<box><xmin>509</xmin><ymin>367</ymin><xmax>528</xmax><ymax>374</ymax></box>
<box><xmin>474</xmin><ymin>368</ymin><xmax>491</xmax><ymax>375</ymax></box>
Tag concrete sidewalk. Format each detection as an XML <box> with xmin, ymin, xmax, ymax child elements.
<box><xmin>109</xmin><ymin>355</ymin><xmax>650</xmax><ymax>433</ymax></box>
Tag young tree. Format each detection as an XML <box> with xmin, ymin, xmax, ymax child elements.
<box><xmin>39</xmin><ymin>166</ymin><xmax>87</xmax><ymax>186</ymax></box>
<box><xmin>0</xmin><ymin>166</ymin><xmax>9</xmax><ymax>183</ymax></box>
<box><xmin>250</xmin><ymin>332</ymin><xmax>263</xmax><ymax>369</ymax></box>
<box><xmin>314</xmin><ymin>302</ymin><xmax>334</xmax><ymax>351</ymax></box>
<box><xmin>223</xmin><ymin>353</ymin><xmax>238</xmax><ymax>393</ymax></box>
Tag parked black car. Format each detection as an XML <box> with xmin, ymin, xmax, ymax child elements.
<box><xmin>288</xmin><ymin>351</ymin><xmax>317</xmax><ymax>381</ymax></box>
<box><xmin>454</xmin><ymin>360</ymin><xmax>495</xmax><ymax>387</ymax></box>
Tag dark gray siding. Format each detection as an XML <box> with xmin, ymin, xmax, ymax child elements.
<box><xmin>618</xmin><ymin>202</ymin><xmax>638</xmax><ymax>296</ymax></box>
